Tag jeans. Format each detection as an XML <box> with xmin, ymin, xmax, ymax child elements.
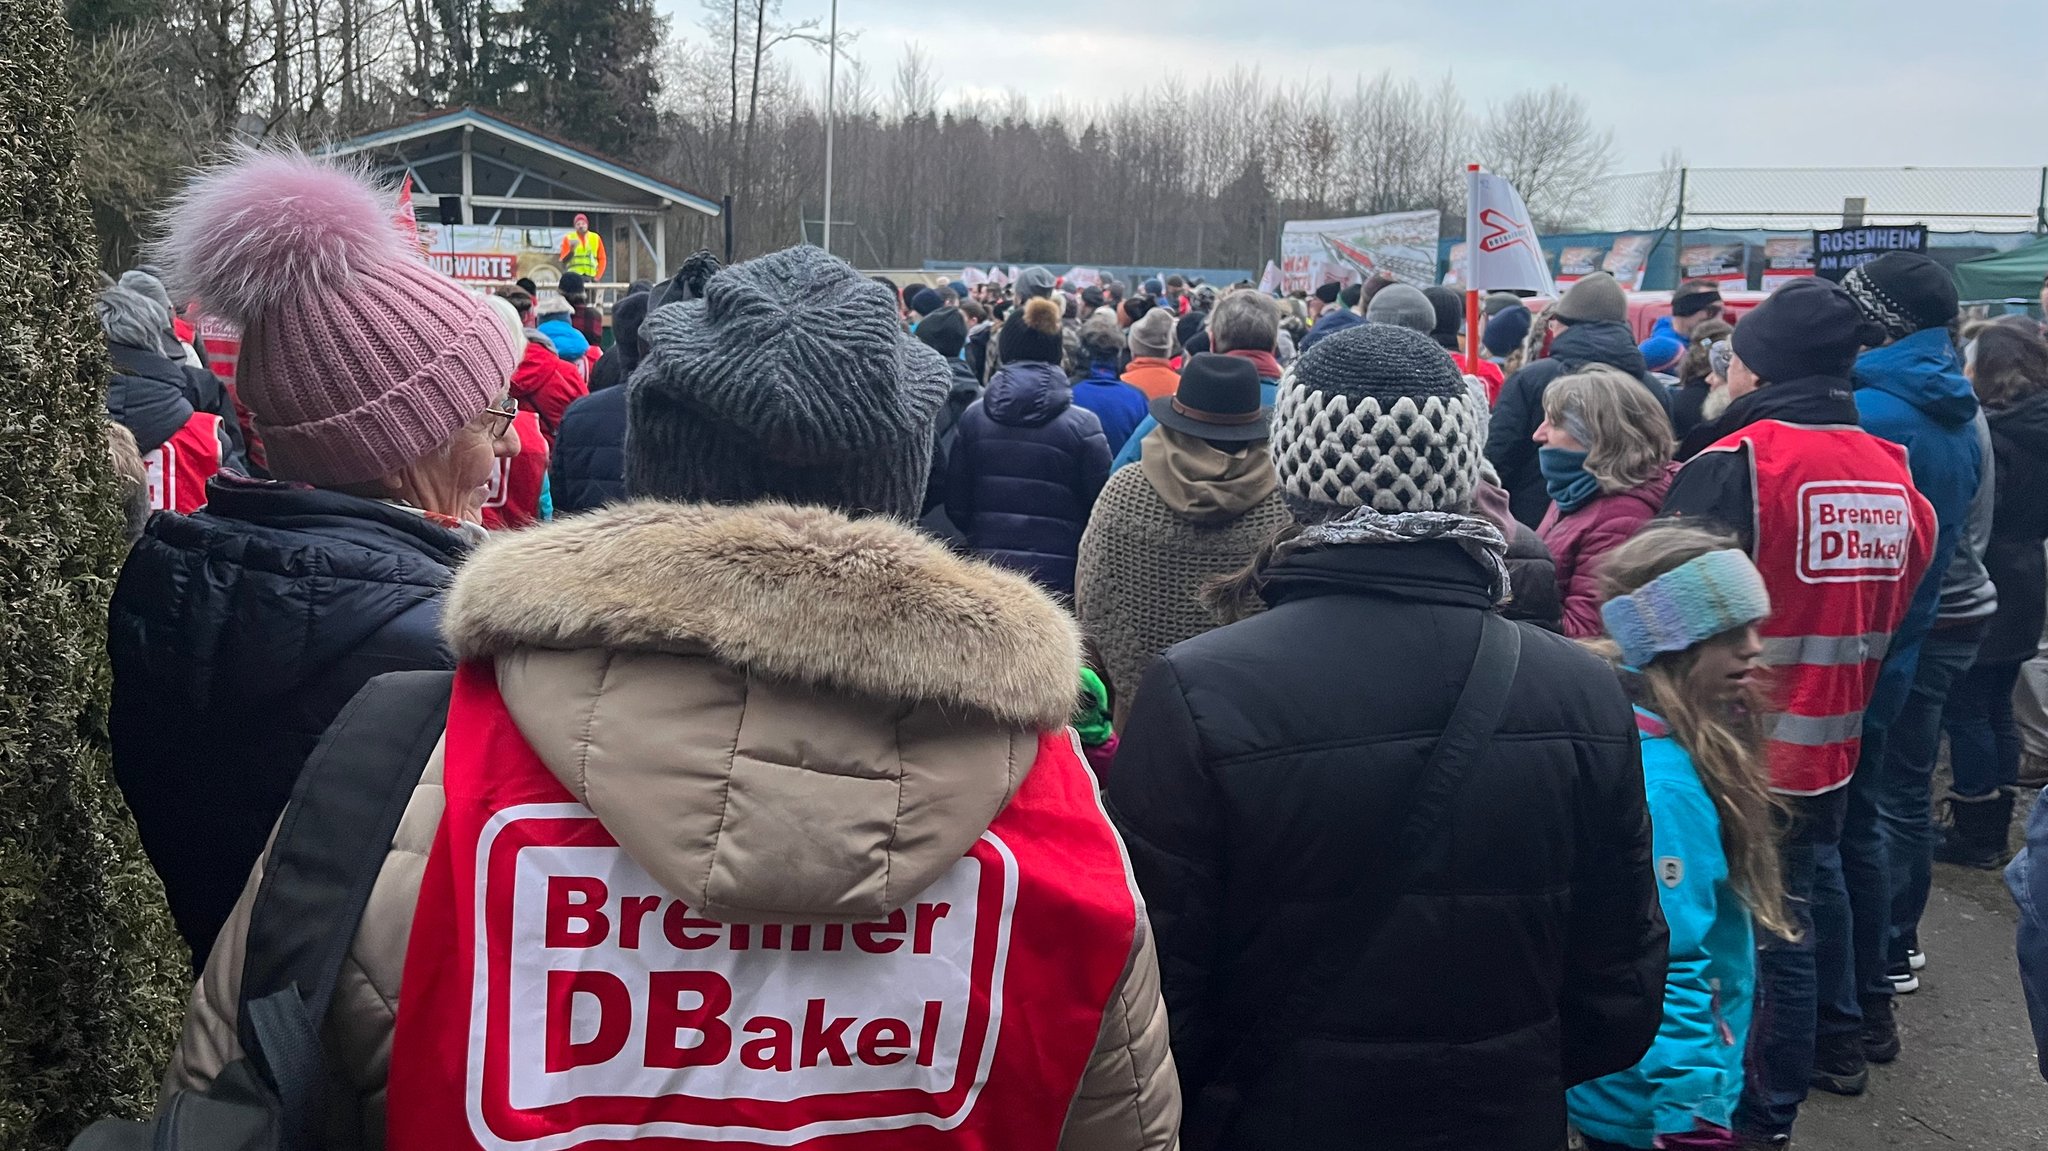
<box><xmin>1737</xmin><ymin>789</ymin><xmax>1848</xmax><ymax>1140</ymax></box>
<box><xmin>1946</xmin><ymin>658</ymin><xmax>2026</xmax><ymax>797</ymax></box>
<box><xmin>1881</xmin><ymin>628</ymin><xmax>1983</xmax><ymax>968</ymax></box>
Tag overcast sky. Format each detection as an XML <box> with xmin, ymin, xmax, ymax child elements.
<box><xmin>663</xmin><ymin>0</ymin><xmax>2048</xmax><ymax>173</ymax></box>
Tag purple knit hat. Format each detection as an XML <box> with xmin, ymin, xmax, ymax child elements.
<box><xmin>156</xmin><ymin>148</ymin><xmax>514</xmax><ymax>486</ymax></box>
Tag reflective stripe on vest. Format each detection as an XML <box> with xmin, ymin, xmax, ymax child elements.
<box><xmin>564</xmin><ymin>233</ymin><xmax>601</xmax><ymax>277</ymax></box>
<box><xmin>385</xmin><ymin>663</ymin><xmax>1138</xmax><ymax>1151</ymax></box>
<box><xmin>1769</xmin><ymin>709</ymin><xmax>1868</xmax><ymax>748</ymax></box>
<box><xmin>1709</xmin><ymin>419</ymin><xmax>1934</xmax><ymax>795</ymax></box>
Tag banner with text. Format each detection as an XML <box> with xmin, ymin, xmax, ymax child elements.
<box><xmin>1280</xmin><ymin>209</ymin><xmax>1441</xmax><ymax>292</ymax></box>
<box><xmin>1557</xmin><ymin>245</ymin><xmax>1607</xmax><ymax>286</ymax></box>
<box><xmin>1680</xmin><ymin>242</ymin><xmax>1748</xmax><ymax>285</ymax></box>
<box><xmin>1814</xmin><ymin>225</ymin><xmax>1927</xmax><ymax>282</ymax></box>
<box><xmin>1602</xmin><ymin>235</ymin><xmax>1656</xmax><ymax>290</ymax></box>
<box><xmin>428</xmin><ymin>224</ymin><xmax>574</xmax><ymax>285</ymax></box>
<box><xmin>1762</xmin><ymin>236</ymin><xmax>1817</xmax><ymax>291</ymax></box>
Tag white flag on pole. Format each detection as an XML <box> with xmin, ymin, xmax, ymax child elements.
<box><xmin>1464</xmin><ymin>169</ymin><xmax>1554</xmax><ymax>295</ymax></box>
<box><xmin>962</xmin><ymin>266</ymin><xmax>987</xmax><ymax>288</ymax></box>
<box><xmin>1257</xmin><ymin>260</ymin><xmax>1282</xmax><ymax>293</ymax></box>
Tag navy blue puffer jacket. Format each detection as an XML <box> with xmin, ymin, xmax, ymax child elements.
<box><xmin>108</xmin><ymin>475</ymin><xmax>470</xmax><ymax>966</ymax></box>
<box><xmin>550</xmin><ymin>385</ymin><xmax>627</xmax><ymax>515</ymax></box>
<box><xmin>945</xmin><ymin>360</ymin><xmax>1112</xmax><ymax>595</ymax></box>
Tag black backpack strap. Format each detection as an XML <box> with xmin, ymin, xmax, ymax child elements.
<box><xmin>1183</xmin><ymin>614</ymin><xmax>1522</xmax><ymax>1151</ymax></box>
<box><xmin>235</xmin><ymin>668</ymin><xmax>454</xmax><ymax>1146</ymax></box>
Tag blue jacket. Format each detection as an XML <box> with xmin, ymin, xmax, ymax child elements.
<box><xmin>108</xmin><ymin>476</ymin><xmax>468</xmax><ymax>966</ymax></box>
<box><xmin>550</xmin><ymin>385</ymin><xmax>627</xmax><ymax>515</ymax></box>
<box><xmin>1569</xmin><ymin>711</ymin><xmax>1754</xmax><ymax>1145</ymax></box>
<box><xmin>1070</xmin><ymin>363</ymin><xmax>1149</xmax><ymax>458</ymax></box>
<box><xmin>945</xmin><ymin>360</ymin><xmax>1112</xmax><ymax>595</ymax></box>
<box><xmin>537</xmin><ymin>317</ymin><xmax>590</xmax><ymax>361</ymax></box>
<box><xmin>1115</xmin><ymin>379</ymin><xmax>1280</xmax><ymax>471</ymax></box>
<box><xmin>2008</xmin><ymin>788</ymin><xmax>2048</xmax><ymax>1080</ymax></box>
<box><xmin>1853</xmin><ymin>328</ymin><xmax>1983</xmax><ymax>730</ymax></box>
<box><xmin>1296</xmin><ymin>306</ymin><xmax>1363</xmax><ymax>354</ymax></box>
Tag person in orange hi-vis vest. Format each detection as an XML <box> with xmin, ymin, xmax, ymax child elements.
<box><xmin>558</xmin><ymin>212</ymin><xmax>606</xmax><ymax>281</ymax></box>
<box><xmin>160</xmin><ymin>246</ymin><xmax>1178</xmax><ymax>1151</ymax></box>
<box><xmin>1660</xmin><ymin>277</ymin><xmax>1935</xmax><ymax>1146</ymax></box>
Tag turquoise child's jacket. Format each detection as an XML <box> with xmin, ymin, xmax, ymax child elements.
<box><xmin>1568</xmin><ymin>709</ymin><xmax>1755</xmax><ymax>1147</ymax></box>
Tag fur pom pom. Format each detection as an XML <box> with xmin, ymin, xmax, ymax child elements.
<box><xmin>1022</xmin><ymin>295</ymin><xmax>1062</xmax><ymax>336</ymax></box>
<box><xmin>154</xmin><ymin>147</ymin><xmax>412</xmax><ymax>323</ymax></box>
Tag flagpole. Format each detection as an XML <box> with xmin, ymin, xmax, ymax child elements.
<box><xmin>822</xmin><ymin>0</ymin><xmax>838</xmax><ymax>255</ymax></box>
<box><xmin>1464</xmin><ymin>163</ymin><xmax>1482</xmax><ymax>376</ymax></box>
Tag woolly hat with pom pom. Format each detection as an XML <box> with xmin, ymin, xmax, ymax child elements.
<box><xmin>999</xmin><ymin>297</ymin><xmax>1066</xmax><ymax>365</ymax></box>
<box><xmin>154</xmin><ymin>148</ymin><xmax>514</xmax><ymax>486</ymax></box>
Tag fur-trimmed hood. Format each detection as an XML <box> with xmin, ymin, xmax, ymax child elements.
<box><xmin>441</xmin><ymin>501</ymin><xmax>1084</xmax><ymax>921</ymax></box>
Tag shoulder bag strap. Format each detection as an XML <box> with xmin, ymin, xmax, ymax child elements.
<box><xmin>235</xmin><ymin>669</ymin><xmax>455</xmax><ymax>1147</ymax></box>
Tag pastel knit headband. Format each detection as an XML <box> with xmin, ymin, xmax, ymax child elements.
<box><xmin>1601</xmin><ymin>548</ymin><xmax>1771</xmax><ymax>668</ymax></box>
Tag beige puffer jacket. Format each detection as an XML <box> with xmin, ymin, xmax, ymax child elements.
<box><xmin>164</xmin><ymin>501</ymin><xmax>1180</xmax><ymax>1150</ymax></box>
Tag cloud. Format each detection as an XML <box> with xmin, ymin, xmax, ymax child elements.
<box><xmin>662</xmin><ymin>0</ymin><xmax>2048</xmax><ymax>173</ymax></box>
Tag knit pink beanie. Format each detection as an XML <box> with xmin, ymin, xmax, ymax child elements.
<box><xmin>157</xmin><ymin>148</ymin><xmax>514</xmax><ymax>486</ymax></box>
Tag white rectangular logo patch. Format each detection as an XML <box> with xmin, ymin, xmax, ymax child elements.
<box><xmin>1796</xmin><ymin>481</ymin><xmax>1913</xmax><ymax>584</ymax></box>
<box><xmin>466</xmin><ymin>804</ymin><xmax>1017</xmax><ymax>1150</ymax></box>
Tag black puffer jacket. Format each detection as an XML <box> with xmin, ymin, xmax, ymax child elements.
<box><xmin>550</xmin><ymin>385</ymin><xmax>627</xmax><ymax>515</ymax></box>
<box><xmin>107</xmin><ymin>340</ymin><xmax>249</xmax><ymax>469</ymax></box>
<box><xmin>920</xmin><ymin>358</ymin><xmax>984</xmax><ymax>540</ymax></box>
<box><xmin>1106</xmin><ymin>539</ymin><xmax>1665</xmax><ymax>1151</ymax></box>
<box><xmin>1981</xmin><ymin>391</ymin><xmax>2048</xmax><ymax>664</ymax></box>
<box><xmin>1487</xmin><ymin>320</ymin><xmax>1672</xmax><ymax>526</ymax></box>
<box><xmin>109</xmin><ymin>476</ymin><xmax>471</xmax><ymax>965</ymax></box>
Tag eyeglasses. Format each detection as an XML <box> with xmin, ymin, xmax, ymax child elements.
<box><xmin>481</xmin><ymin>395</ymin><xmax>519</xmax><ymax>438</ymax></box>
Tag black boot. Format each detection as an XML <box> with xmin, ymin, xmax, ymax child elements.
<box><xmin>1935</xmin><ymin>787</ymin><xmax>2017</xmax><ymax>870</ymax></box>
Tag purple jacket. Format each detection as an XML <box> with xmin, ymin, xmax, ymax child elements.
<box><xmin>1538</xmin><ymin>463</ymin><xmax>1679</xmax><ymax>639</ymax></box>
<box><xmin>945</xmin><ymin>361</ymin><xmax>1113</xmax><ymax>595</ymax></box>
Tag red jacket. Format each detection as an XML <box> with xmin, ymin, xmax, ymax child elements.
<box><xmin>1538</xmin><ymin>463</ymin><xmax>1677</xmax><ymax>638</ymax></box>
<box><xmin>511</xmin><ymin>338</ymin><xmax>588</xmax><ymax>443</ymax></box>
<box><xmin>480</xmin><ymin>409</ymin><xmax>549</xmax><ymax>532</ymax></box>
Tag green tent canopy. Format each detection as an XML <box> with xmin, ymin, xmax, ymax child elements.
<box><xmin>1954</xmin><ymin>237</ymin><xmax>2048</xmax><ymax>302</ymax></box>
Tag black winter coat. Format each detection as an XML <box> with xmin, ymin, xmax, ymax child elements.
<box><xmin>550</xmin><ymin>385</ymin><xmax>627</xmax><ymax>515</ymax></box>
<box><xmin>945</xmin><ymin>360</ymin><xmax>1112</xmax><ymax>594</ymax></box>
<box><xmin>1487</xmin><ymin>320</ymin><xmax>1672</xmax><ymax>527</ymax></box>
<box><xmin>108</xmin><ymin>340</ymin><xmax>249</xmax><ymax>470</ymax></box>
<box><xmin>920</xmin><ymin>359</ymin><xmax>984</xmax><ymax>540</ymax></box>
<box><xmin>1981</xmin><ymin>392</ymin><xmax>2048</xmax><ymax>664</ymax></box>
<box><xmin>109</xmin><ymin>476</ymin><xmax>470</xmax><ymax>965</ymax></box>
<box><xmin>1106</xmin><ymin>540</ymin><xmax>1666</xmax><ymax>1151</ymax></box>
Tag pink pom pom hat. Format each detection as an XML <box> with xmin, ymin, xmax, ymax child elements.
<box><xmin>155</xmin><ymin>148</ymin><xmax>515</xmax><ymax>486</ymax></box>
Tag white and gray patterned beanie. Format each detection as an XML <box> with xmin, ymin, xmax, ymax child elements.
<box><xmin>1269</xmin><ymin>323</ymin><xmax>1483</xmax><ymax>519</ymax></box>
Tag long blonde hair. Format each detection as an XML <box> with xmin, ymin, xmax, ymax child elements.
<box><xmin>1593</xmin><ymin>522</ymin><xmax>1795</xmax><ymax>939</ymax></box>
<box><xmin>1544</xmin><ymin>366</ymin><xmax>1676</xmax><ymax>494</ymax></box>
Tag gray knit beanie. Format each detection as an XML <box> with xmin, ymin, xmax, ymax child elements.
<box><xmin>1365</xmin><ymin>283</ymin><xmax>1437</xmax><ymax>335</ymax></box>
<box><xmin>1555</xmin><ymin>272</ymin><xmax>1628</xmax><ymax>324</ymax></box>
<box><xmin>629</xmin><ymin>245</ymin><xmax>951</xmax><ymax>520</ymax></box>
<box><xmin>1128</xmin><ymin>306</ymin><xmax>1176</xmax><ymax>359</ymax></box>
<box><xmin>1270</xmin><ymin>323</ymin><xmax>1483</xmax><ymax>518</ymax></box>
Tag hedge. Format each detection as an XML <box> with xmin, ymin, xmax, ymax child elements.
<box><xmin>0</xmin><ymin>5</ymin><xmax>191</xmax><ymax>1146</ymax></box>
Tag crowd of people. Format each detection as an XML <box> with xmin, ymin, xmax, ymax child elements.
<box><xmin>75</xmin><ymin>145</ymin><xmax>2048</xmax><ymax>1151</ymax></box>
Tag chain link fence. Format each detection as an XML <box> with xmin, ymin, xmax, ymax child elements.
<box><xmin>1590</xmin><ymin>167</ymin><xmax>2048</xmax><ymax>234</ymax></box>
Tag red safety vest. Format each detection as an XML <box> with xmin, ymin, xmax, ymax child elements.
<box><xmin>1705</xmin><ymin>419</ymin><xmax>1934</xmax><ymax>795</ymax></box>
<box><xmin>141</xmin><ymin>413</ymin><xmax>228</xmax><ymax>514</ymax></box>
<box><xmin>386</xmin><ymin>663</ymin><xmax>1138</xmax><ymax>1150</ymax></box>
<box><xmin>481</xmin><ymin>410</ymin><xmax>549</xmax><ymax>532</ymax></box>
